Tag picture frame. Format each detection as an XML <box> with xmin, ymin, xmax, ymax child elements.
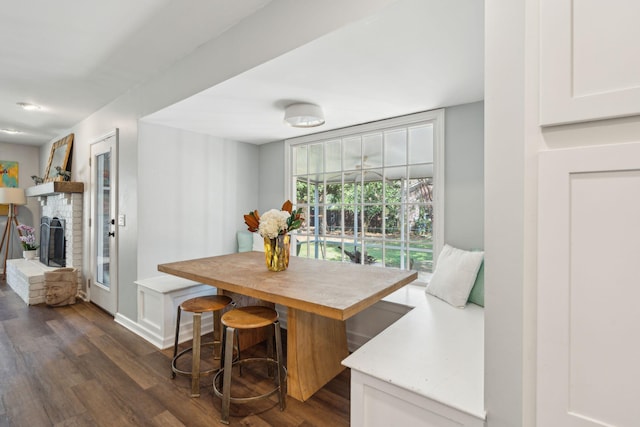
<box><xmin>44</xmin><ymin>133</ymin><xmax>74</xmax><ymax>182</ymax></box>
<box><xmin>0</xmin><ymin>160</ymin><xmax>19</xmax><ymax>216</ymax></box>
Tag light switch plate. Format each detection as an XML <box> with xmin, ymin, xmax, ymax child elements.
<box><xmin>118</xmin><ymin>214</ymin><xmax>126</xmax><ymax>226</ymax></box>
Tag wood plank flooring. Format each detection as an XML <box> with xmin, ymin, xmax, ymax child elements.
<box><xmin>0</xmin><ymin>281</ymin><xmax>350</xmax><ymax>426</ymax></box>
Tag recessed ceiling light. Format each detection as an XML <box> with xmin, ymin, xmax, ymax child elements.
<box><xmin>0</xmin><ymin>128</ymin><xmax>22</xmax><ymax>135</ymax></box>
<box><xmin>16</xmin><ymin>102</ymin><xmax>42</xmax><ymax>111</ymax></box>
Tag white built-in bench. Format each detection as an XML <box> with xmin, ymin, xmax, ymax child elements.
<box><xmin>135</xmin><ymin>275</ymin><xmax>220</xmax><ymax>349</ymax></box>
<box><xmin>6</xmin><ymin>259</ymin><xmax>57</xmax><ymax>305</ymax></box>
<box><xmin>342</xmin><ymin>284</ymin><xmax>485</xmax><ymax>427</ymax></box>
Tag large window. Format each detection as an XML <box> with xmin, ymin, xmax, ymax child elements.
<box><xmin>286</xmin><ymin>110</ymin><xmax>444</xmax><ymax>279</ymax></box>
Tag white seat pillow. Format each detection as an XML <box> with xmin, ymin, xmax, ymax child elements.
<box><xmin>252</xmin><ymin>232</ymin><xmax>264</xmax><ymax>252</ymax></box>
<box><xmin>426</xmin><ymin>244</ymin><xmax>484</xmax><ymax>308</ymax></box>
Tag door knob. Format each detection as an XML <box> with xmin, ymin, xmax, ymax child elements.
<box><xmin>108</xmin><ymin>231</ymin><xmax>115</xmax><ymax>237</ymax></box>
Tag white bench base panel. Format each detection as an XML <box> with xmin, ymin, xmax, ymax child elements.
<box><xmin>128</xmin><ymin>276</ymin><xmax>219</xmax><ymax>349</ymax></box>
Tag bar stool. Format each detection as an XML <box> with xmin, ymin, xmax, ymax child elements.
<box><xmin>213</xmin><ymin>306</ymin><xmax>286</xmax><ymax>425</ymax></box>
<box><xmin>171</xmin><ymin>294</ymin><xmax>232</xmax><ymax>397</ymax></box>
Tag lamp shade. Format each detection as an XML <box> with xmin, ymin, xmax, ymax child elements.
<box><xmin>0</xmin><ymin>187</ymin><xmax>27</xmax><ymax>205</ymax></box>
<box><xmin>284</xmin><ymin>103</ymin><xmax>325</xmax><ymax>128</ymax></box>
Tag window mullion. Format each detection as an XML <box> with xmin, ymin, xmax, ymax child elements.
<box><xmin>381</xmin><ymin>170</ymin><xmax>386</xmax><ymax>268</ymax></box>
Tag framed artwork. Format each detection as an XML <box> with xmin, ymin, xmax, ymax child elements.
<box><xmin>44</xmin><ymin>133</ymin><xmax>74</xmax><ymax>182</ymax></box>
<box><xmin>0</xmin><ymin>160</ymin><xmax>19</xmax><ymax>216</ymax></box>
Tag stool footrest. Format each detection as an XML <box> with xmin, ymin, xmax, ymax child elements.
<box><xmin>213</xmin><ymin>357</ymin><xmax>287</xmax><ymax>404</ymax></box>
<box><xmin>171</xmin><ymin>341</ymin><xmax>220</xmax><ymax>378</ymax></box>
<box><xmin>172</xmin><ymin>341</ymin><xmax>239</xmax><ymax>377</ymax></box>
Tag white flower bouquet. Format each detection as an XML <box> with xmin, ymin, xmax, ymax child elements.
<box><xmin>243</xmin><ymin>200</ymin><xmax>304</xmax><ymax>238</ymax></box>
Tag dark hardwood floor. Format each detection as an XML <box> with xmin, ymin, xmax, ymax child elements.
<box><xmin>0</xmin><ymin>281</ymin><xmax>350</xmax><ymax>426</ymax></box>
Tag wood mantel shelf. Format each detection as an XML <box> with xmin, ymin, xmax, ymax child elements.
<box><xmin>25</xmin><ymin>181</ymin><xmax>84</xmax><ymax>197</ymax></box>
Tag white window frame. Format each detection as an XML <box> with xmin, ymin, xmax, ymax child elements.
<box><xmin>284</xmin><ymin>109</ymin><xmax>445</xmax><ymax>273</ymax></box>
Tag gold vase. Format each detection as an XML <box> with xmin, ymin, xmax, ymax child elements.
<box><xmin>263</xmin><ymin>234</ymin><xmax>290</xmax><ymax>272</ymax></box>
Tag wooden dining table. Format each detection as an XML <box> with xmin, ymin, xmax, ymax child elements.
<box><xmin>158</xmin><ymin>251</ymin><xmax>417</xmax><ymax>401</ymax></box>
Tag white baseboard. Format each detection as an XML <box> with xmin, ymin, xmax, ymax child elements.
<box><xmin>115</xmin><ymin>312</ymin><xmax>162</xmax><ymax>346</ymax></box>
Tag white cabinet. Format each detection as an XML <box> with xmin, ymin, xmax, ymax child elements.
<box><xmin>538</xmin><ymin>142</ymin><xmax>640</xmax><ymax>426</ymax></box>
<box><xmin>538</xmin><ymin>2</ymin><xmax>640</xmax><ymax>425</ymax></box>
<box><xmin>540</xmin><ymin>0</ymin><xmax>640</xmax><ymax>125</ymax></box>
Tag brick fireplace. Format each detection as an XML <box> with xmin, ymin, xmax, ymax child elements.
<box><xmin>39</xmin><ymin>192</ymin><xmax>83</xmax><ymax>270</ymax></box>
<box><xmin>6</xmin><ymin>182</ymin><xmax>84</xmax><ymax>305</ymax></box>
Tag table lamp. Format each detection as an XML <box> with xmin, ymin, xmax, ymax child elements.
<box><xmin>0</xmin><ymin>187</ymin><xmax>27</xmax><ymax>279</ymax></box>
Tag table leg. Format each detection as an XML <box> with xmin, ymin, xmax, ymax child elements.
<box><xmin>286</xmin><ymin>307</ymin><xmax>349</xmax><ymax>401</ymax></box>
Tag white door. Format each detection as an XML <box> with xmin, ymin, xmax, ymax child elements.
<box><xmin>90</xmin><ymin>130</ymin><xmax>118</xmax><ymax>314</ymax></box>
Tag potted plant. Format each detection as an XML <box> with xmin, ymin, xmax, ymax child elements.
<box><xmin>17</xmin><ymin>224</ymin><xmax>39</xmax><ymax>260</ymax></box>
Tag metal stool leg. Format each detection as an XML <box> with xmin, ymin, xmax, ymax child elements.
<box><xmin>191</xmin><ymin>312</ymin><xmax>202</xmax><ymax>397</ymax></box>
<box><xmin>219</xmin><ymin>324</ymin><xmax>227</xmax><ymax>372</ymax></box>
<box><xmin>274</xmin><ymin>321</ymin><xmax>286</xmax><ymax>411</ymax></box>
<box><xmin>218</xmin><ymin>324</ymin><xmax>240</xmax><ymax>376</ymax></box>
<box><xmin>171</xmin><ymin>306</ymin><xmax>182</xmax><ymax>379</ymax></box>
<box><xmin>213</xmin><ymin>309</ymin><xmax>222</xmax><ymax>360</ymax></box>
<box><xmin>266</xmin><ymin>326</ymin><xmax>275</xmax><ymax>378</ymax></box>
<box><xmin>221</xmin><ymin>326</ymin><xmax>236</xmax><ymax>424</ymax></box>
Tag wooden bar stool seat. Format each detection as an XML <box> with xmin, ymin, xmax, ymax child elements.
<box><xmin>213</xmin><ymin>306</ymin><xmax>286</xmax><ymax>424</ymax></box>
<box><xmin>171</xmin><ymin>294</ymin><xmax>233</xmax><ymax>397</ymax></box>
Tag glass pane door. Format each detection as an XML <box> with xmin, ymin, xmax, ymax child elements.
<box><xmin>90</xmin><ymin>130</ymin><xmax>118</xmax><ymax>315</ymax></box>
<box><xmin>96</xmin><ymin>151</ymin><xmax>111</xmax><ymax>287</ymax></box>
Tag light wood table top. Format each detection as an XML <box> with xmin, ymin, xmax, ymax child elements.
<box><xmin>158</xmin><ymin>251</ymin><xmax>418</xmax><ymax>320</ymax></box>
<box><xmin>158</xmin><ymin>251</ymin><xmax>418</xmax><ymax>401</ymax></box>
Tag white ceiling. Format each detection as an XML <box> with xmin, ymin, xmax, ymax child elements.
<box><xmin>0</xmin><ymin>0</ymin><xmax>483</xmax><ymax>147</ymax></box>
<box><xmin>0</xmin><ymin>0</ymin><xmax>272</xmax><ymax>145</ymax></box>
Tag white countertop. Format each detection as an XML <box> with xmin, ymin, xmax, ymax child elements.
<box><xmin>342</xmin><ymin>289</ymin><xmax>485</xmax><ymax>420</ymax></box>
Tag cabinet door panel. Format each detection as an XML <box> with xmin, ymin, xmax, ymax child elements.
<box><xmin>538</xmin><ymin>142</ymin><xmax>640</xmax><ymax>426</ymax></box>
<box><xmin>540</xmin><ymin>0</ymin><xmax>640</xmax><ymax>125</ymax></box>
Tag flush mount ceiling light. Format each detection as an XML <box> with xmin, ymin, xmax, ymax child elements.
<box><xmin>0</xmin><ymin>128</ymin><xmax>22</xmax><ymax>135</ymax></box>
<box><xmin>16</xmin><ymin>102</ymin><xmax>42</xmax><ymax>111</ymax></box>
<box><xmin>284</xmin><ymin>103</ymin><xmax>325</xmax><ymax>128</ymax></box>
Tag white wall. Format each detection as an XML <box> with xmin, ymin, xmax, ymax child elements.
<box><xmin>137</xmin><ymin>123</ymin><xmax>259</xmax><ymax>279</ymax></box>
<box><xmin>485</xmin><ymin>1</ymin><xmax>531</xmax><ymax>425</ymax></box>
<box><xmin>0</xmin><ymin>142</ymin><xmax>41</xmax><ymax>262</ymax></box>
<box><xmin>258</xmin><ymin>140</ymin><xmax>287</xmax><ymax>213</ymax></box>
<box><xmin>445</xmin><ymin>101</ymin><xmax>484</xmax><ymax>250</ymax></box>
